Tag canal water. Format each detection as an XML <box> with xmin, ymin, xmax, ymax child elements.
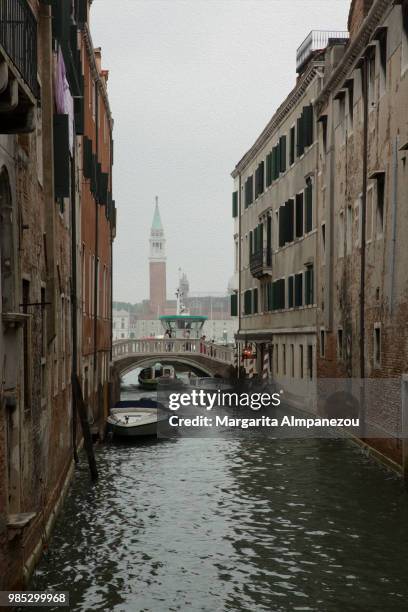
<box><xmin>31</xmin><ymin>377</ymin><xmax>408</xmax><ymax>611</ymax></box>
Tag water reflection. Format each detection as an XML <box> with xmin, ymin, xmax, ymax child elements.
<box><xmin>31</xmin><ymin>390</ymin><xmax>408</xmax><ymax>612</ymax></box>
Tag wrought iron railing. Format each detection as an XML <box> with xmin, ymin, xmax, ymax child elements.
<box><xmin>0</xmin><ymin>0</ymin><xmax>38</xmax><ymax>97</ymax></box>
<box><xmin>296</xmin><ymin>30</ymin><xmax>349</xmax><ymax>73</ymax></box>
<box><xmin>250</xmin><ymin>248</ymin><xmax>272</xmax><ymax>278</ymax></box>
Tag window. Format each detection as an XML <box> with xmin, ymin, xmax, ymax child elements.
<box><xmin>321</xmin><ymin>223</ymin><xmax>326</xmax><ymax>259</ymax></box>
<box><xmin>299</xmin><ymin>345</ymin><xmax>304</xmax><ymax>379</ymax></box>
<box><xmin>253</xmin><ymin>288</ymin><xmax>258</xmax><ymax>314</ymax></box>
<box><xmin>337</xmin><ymin>328</ymin><xmax>344</xmax><ymax>359</ymax></box>
<box><xmin>337</xmin><ymin>92</ymin><xmax>346</xmax><ymax>143</ymax></box>
<box><xmin>377</xmin><ymin>28</ymin><xmax>387</xmax><ymax>95</ymax></box>
<box><xmin>279</xmin><ymin>200</ymin><xmax>294</xmax><ymax>247</ymax></box>
<box><xmin>232</xmin><ymin>191</ymin><xmax>238</xmax><ymax>218</ymax></box>
<box><xmin>294</xmin><ymin>273</ymin><xmax>303</xmax><ymax>307</ymax></box>
<box><xmin>255</xmin><ymin>162</ymin><xmax>265</xmax><ymax>199</ymax></box>
<box><xmin>272</xmin><ymin>279</ymin><xmax>285</xmax><ymax>310</ymax></box>
<box><xmin>321</xmin><ymin>115</ymin><xmax>328</xmax><ymax>153</ymax></box>
<box><xmin>305</xmin><ymin>180</ymin><xmax>313</xmax><ymax>233</ymax></box>
<box><xmin>297</xmin><ymin>104</ymin><xmax>314</xmax><ymax>157</ymax></box>
<box><xmin>244</xmin><ymin>290</ymin><xmax>252</xmax><ymax>315</ymax></box>
<box><xmin>275</xmin><ymin>344</ymin><xmax>279</xmax><ymax>374</ymax></box>
<box><xmin>249</xmin><ymin>231</ymin><xmax>253</xmax><ymax>262</ymax></box>
<box><xmin>245</xmin><ymin>175</ymin><xmax>253</xmax><ymax>208</ymax></box>
<box><xmin>376</xmin><ymin>173</ymin><xmax>385</xmax><ymax>237</ymax></box>
<box><xmin>305</xmin><ymin>264</ymin><xmax>314</xmax><ymax>306</ymax></box>
<box><xmin>288</xmin><ymin>276</ymin><xmax>294</xmax><ymax>309</ymax></box>
<box><xmin>346</xmin><ymin>204</ymin><xmax>352</xmax><ymax>255</ymax></box>
<box><xmin>282</xmin><ymin>344</ymin><xmax>287</xmax><ymax>376</ymax></box>
<box><xmin>367</xmin><ymin>47</ymin><xmax>376</xmax><ymax>108</ymax></box>
<box><xmin>295</xmin><ymin>192</ymin><xmax>304</xmax><ymax>238</ymax></box>
<box><xmin>290</xmin><ymin>126</ymin><xmax>295</xmax><ymax>166</ymax></box>
<box><xmin>320</xmin><ymin>329</ymin><xmax>325</xmax><ymax>357</ymax></box>
<box><xmin>374</xmin><ymin>325</ymin><xmax>381</xmax><ymax>367</ymax></box>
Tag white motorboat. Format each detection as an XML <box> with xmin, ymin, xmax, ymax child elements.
<box><xmin>107</xmin><ymin>400</ymin><xmax>168</xmax><ymax>438</ymax></box>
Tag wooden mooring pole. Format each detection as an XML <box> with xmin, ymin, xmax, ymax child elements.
<box><xmin>72</xmin><ymin>374</ymin><xmax>98</xmax><ymax>481</ymax></box>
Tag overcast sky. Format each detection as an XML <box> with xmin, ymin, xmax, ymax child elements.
<box><xmin>91</xmin><ymin>0</ymin><xmax>350</xmax><ymax>303</ymax></box>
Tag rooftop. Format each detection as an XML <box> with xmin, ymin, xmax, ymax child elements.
<box><xmin>296</xmin><ymin>30</ymin><xmax>349</xmax><ymax>73</ymax></box>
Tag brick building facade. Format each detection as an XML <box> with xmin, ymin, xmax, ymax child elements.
<box><xmin>0</xmin><ymin>0</ymin><xmax>115</xmax><ymax>589</ymax></box>
<box><xmin>231</xmin><ymin>0</ymin><xmax>408</xmax><ymax>467</ymax></box>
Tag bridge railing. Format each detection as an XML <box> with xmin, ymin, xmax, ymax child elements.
<box><xmin>112</xmin><ymin>338</ymin><xmax>234</xmax><ymax>365</ymax></box>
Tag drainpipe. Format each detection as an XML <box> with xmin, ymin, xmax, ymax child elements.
<box><xmin>237</xmin><ymin>172</ymin><xmax>242</xmax><ymax>377</ymax></box>
<box><xmin>359</xmin><ymin>55</ymin><xmax>369</xmax><ymax>435</ymax></box>
<box><xmin>70</xmin><ymin>133</ymin><xmax>78</xmax><ymax>463</ymax></box>
<box><xmin>389</xmin><ymin>136</ymin><xmax>398</xmax><ymax>315</ymax></box>
<box><xmin>93</xmin><ymin>84</ymin><xmax>99</xmax><ymax>420</ymax></box>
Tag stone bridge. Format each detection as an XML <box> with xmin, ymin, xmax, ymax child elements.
<box><xmin>112</xmin><ymin>338</ymin><xmax>235</xmax><ymax>379</ymax></box>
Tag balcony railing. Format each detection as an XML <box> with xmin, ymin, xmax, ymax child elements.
<box><xmin>250</xmin><ymin>248</ymin><xmax>272</xmax><ymax>279</ymax></box>
<box><xmin>0</xmin><ymin>0</ymin><xmax>38</xmax><ymax>97</ymax></box>
<box><xmin>296</xmin><ymin>30</ymin><xmax>349</xmax><ymax>73</ymax></box>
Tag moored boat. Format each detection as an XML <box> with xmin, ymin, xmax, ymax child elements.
<box><xmin>107</xmin><ymin>399</ymin><xmax>168</xmax><ymax>438</ymax></box>
<box><xmin>138</xmin><ymin>363</ymin><xmax>176</xmax><ymax>390</ymax></box>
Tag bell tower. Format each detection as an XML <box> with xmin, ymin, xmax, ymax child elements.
<box><xmin>149</xmin><ymin>196</ymin><xmax>167</xmax><ymax>315</ymax></box>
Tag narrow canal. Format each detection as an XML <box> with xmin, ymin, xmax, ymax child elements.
<box><xmin>31</xmin><ymin>380</ymin><xmax>408</xmax><ymax>611</ymax></box>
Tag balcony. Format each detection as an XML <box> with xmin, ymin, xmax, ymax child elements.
<box><xmin>250</xmin><ymin>248</ymin><xmax>272</xmax><ymax>279</ymax></box>
<box><xmin>0</xmin><ymin>0</ymin><xmax>38</xmax><ymax>133</ymax></box>
<box><xmin>296</xmin><ymin>30</ymin><xmax>349</xmax><ymax>73</ymax></box>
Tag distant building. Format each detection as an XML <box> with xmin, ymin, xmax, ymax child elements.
<box><xmin>149</xmin><ymin>196</ymin><xmax>167</xmax><ymax>316</ymax></box>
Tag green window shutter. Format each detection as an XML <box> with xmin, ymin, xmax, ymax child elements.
<box><xmin>52</xmin><ymin>0</ymin><xmax>71</xmax><ymax>43</ymax></box>
<box><xmin>249</xmin><ymin>231</ymin><xmax>253</xmax><ymax>259</ymax></box>
<box><xmin>305</xmin><ymin>265</ymin><xmax>314</xmax><ymax>305</ymax></box>
<box><xmin>244</xmin><ymin>290</ymin><xmax>252</xmax><ymax>315</ymax></box>
<box><xmin>232</xmin><ymin>191</ymin><xmax>238</xmax><ymax>217</ymax></box>
<box><xmin>296</xmin><ymin>192</ymin><xmax>304</xmax><ymax>237</ymax></box>
<box><xmin>305</xmin><ymin>181</ymin><xmax>313</xmax><ymax>232</ymax></box>
<box><xmin>99</xmin><ymin>172</ymin><xmax>109</xmax><ymax>206</ymax></box>
<box><xmin>253</xmin><ymin>288</ymin><xmax>258</xmax><ymax>314</ymax></box>
<box><xmin>288</xmin><ymin>276</ymin><xmax>294</xmax><ymax>308</ymax></box>
<box><xmin>279</xmin><ymin>135</ymin><xmax>287</xmax><ymax>173</ymax></box>
<box><xmin>76</xmin><ymin>0</ymin><xmax>88</xmax><ymax>24</ymax></box>
<box><xmin>258</xmin><ymin>161</ymin><xmax>264</xmax><ymax>195</ymax></box>
<box><xmin>230</xmin><ymin>293</ymin><xmax>238</xmax><ymax>317</ymax></box>
<box><xmin>53</xmin><ymin>114</ymin><xmax>70</xmax><ymax>199</ymax></box>
<box><xmin>266</xmin><ymin>152</ymin><xmax>272</xmax><ymax>187</ymax></box>
<box><xmin>278</xmin><ymin>205</ymin><xmax>286</xmax><ymax>248</ymax></box>
<box><xmin>297</xmin><ymin>116</ymin><xmax>304</xmax><ymax>157</ymax></box>
<box><xmin>290</xmin><ymin>126</ymin><xmax>295</xmax><ymax>165</ymax></box>
<box><xmin>286</xmin><ymin>198</ymin><xmax>294</xmax><ymax>243</ymax></box>
<box><xmin>268</xmin><ymin>282</ymin><xmax>273</xmax><ymax>311</ymax></box>
<box><xmin>295</xmin><ymin>273</ymin><xmax>303</xmax><ymax>307</ymax></box>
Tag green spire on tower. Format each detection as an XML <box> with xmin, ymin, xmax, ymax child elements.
<box><xmin>152</xmin><ymin>195</ymin><xmax>163</xmax><ymax>231</ymax></box>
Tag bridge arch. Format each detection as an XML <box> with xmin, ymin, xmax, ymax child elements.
<box><xmin>118</xmin><ymin>355</ymin><xmax>214</xmax><ymax>378</ymax></box>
